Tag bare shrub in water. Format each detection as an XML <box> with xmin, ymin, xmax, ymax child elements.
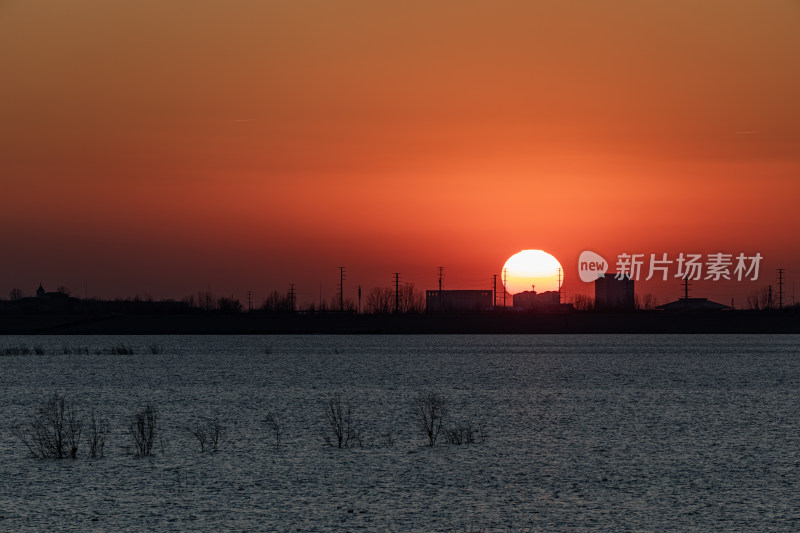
<box><xmin>129</xmin><ymin>405</ymin><xmax>158</xmax><ymax>457</ymax></box>
<box><xmin>86</xmin><ymin>410</ymin><xmax>108</xmax><ymax>458</ymax></box>
<box><xmin>265</xmin><ymin>411</ymin><xmax>284</xmax><ymax>452</ymax></box>
<box><xmin>444</xmin><ymin>422</ymin><xmax>484</xmax><ymax>445</ymax></box>
<box><xmin>322</xmin><ymin>395</ymin><xmax>362</xmax><ymax>448</ymax></box>
<box><xmin>190</xmin><ymin>418</ymin><xmax>226</xmax><ymax>452</ymax></box>
<box><xmin>12</xmin><ymin>392</ymin><xmax>82</xmax><ymax>459</ymax></box>
<box><xmin>412</xmin><ymin>392</ymin><xmax>447</xmax><ymax>446</ymax></box>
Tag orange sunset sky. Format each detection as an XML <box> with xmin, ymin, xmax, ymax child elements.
<box><xmin>1</xmin><ymin>0</ymin><xmax>799</xmax><ymax>307</ymax></box>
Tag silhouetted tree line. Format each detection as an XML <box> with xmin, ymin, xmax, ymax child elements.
<box><xmin>744</xmin><ymin>286</ymin><xmax>797</xmax><ymax>311</ymax></box>
<box><xmin>365</xmin><ymin>283</ymin><xmax>423</xmax><ymax>314</ymax></box>
<box><xmin>261</xmin><ymin>290</ymin><xmax>293</xmax><ymax>313</ymax></box>
<box><xmin>0</xmin><ymin>295</ymin><xmax>190</xmax><ymax>315</ymax></box>
<box><xmin>0</xmin><ymin>285</ymin><xmax>425</xmax><ymax>316</ymax></box>
<box><xmin>182</xmin><ymin>291</ymin><xmax>242</xmax><ymax>313</ymax></box>
<box><xmin>303</xmin><ymin>297</ymin><xmax>357</xmax><ymax>314</ymax></box>
<box><xmin>12</xmin><ymin>281</ymin><xmax>790</xmax><ymax>316</ymax></box>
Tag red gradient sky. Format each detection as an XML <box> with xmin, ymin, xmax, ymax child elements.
<box><xmin>1</xmin><ymin>1</ymin><xmax>799</xmax><ymax>307</ymax></box>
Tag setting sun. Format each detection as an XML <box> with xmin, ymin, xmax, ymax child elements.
<box><xmin>502</xmin><ymin>250</ymin><xmax>563</xmax><ymax>295</ymax></box>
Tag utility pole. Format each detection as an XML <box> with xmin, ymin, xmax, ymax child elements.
<box><xmin>777</xmin><ymin>268</ymin><xmax>785</xmax><ymax>309</ymax></box>
<box><xmin>502</xmin><ymin>268</ymin><xmax>508</xmax><ymax>308</ymax></box>
<box><xmin>682</xmin><ymin>275</ymin><xmax>691</xmax><ymax>313</ymax></box>
<box><xmin>289</xmin><ymin>284</ymin><xmax>296</xmax><ymax>312</ymax></box>
<box><xmin>492</xmin><ymin>274</ymin><xmax>497</xmax><ymax>308</ymax></box>
<box><xmin>557</xmin><ymin>267</ymin><xmax>563</xmax><ymax>304</ymax></box>
<box><xmin>393</xmin><ymin>273</ymin><xmax>401</xmax><ymax>313</ymax></box>
<box><xmin>438</xmin><ymin>266</ymin><xmax>444</xmax><ymax>311</ymax></box>
<box><xmin>338</xmin><ymin>266</ymin><xmax>345</xmax><ymax>313</ymax></box>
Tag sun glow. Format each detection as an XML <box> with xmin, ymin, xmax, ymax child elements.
<box><xmin>502</xmin><ymin>250</ymin><xmax>563</xmax><ymax>295</ymax></box>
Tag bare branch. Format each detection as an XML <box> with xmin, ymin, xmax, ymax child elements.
<box><xmin>412</xmin><ymin>392</ymin><xmax>447</xmax><ymax>446</ymax></box>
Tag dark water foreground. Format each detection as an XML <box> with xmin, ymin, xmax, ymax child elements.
<box><xmin>2</xmin><ymin>310</ymin><xmax>799</xmax><ymax>334</ymax></box>
<box><xmin>1</xmin><ymin>334</ymin><xmax>799</xmax><ymax>531</ymax></box>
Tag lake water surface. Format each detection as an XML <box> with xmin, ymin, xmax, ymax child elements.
<box><xmin>1</xmin><ymin>334</ymin><xmax>799</xmax><ymax>531</ymax></box>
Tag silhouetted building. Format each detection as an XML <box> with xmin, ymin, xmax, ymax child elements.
<box><xmin>657</xmin><ymin>298</ymin><xmax>731</xmax><ymax>312</ymax></box>
<box><xmin>1</xmin><ymin>283</ymin><xmax>80</xmax><ymax>314</ymax></box>
<box><xmin>595</xmin><ymin>274</ymin><xmax>635</xmax><ymax>311</ymax></box>
<box><xmin>34</xmin><ymin>283</ymin><xmax>69</xmax><ymax>300</ymax></box>
<box><xmin>426</xmin><ymin>290</ymin><xmax>493</xmax><ymax>312</ymax></box>
<box><xmin>513</xmin><ymin>290</ymin><xmax>560</xmax><ymax>311</ymax></box>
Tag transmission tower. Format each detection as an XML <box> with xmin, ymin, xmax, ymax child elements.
<box><xmin>777</xmin><ymin>268</ymin><xmax>785</xmax><ymax>309</ymax></box>
<box><xmin>247</xmin><ymin>290</ymin><xmax>252</xmax><ymax>312</ymax></box>
<box><xmin>288</xmin><ymin>283</ymin><xmax>296</xmax><ymax>312</ymax></box>
<box><xmin>492</xmin><ymin>274</ymin><xmax>497</xmax><ymax>308</ymax></box>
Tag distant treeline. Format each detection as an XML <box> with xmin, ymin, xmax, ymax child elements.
<box><xmin>0</xmin><ymin>284</ymin><xmax>426</xmax><ymax>315</ymax></box>
<box><xmin>3</xmin><ymin>284</ymin><xmax>797</xmax><ymax>316</ymax></box>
